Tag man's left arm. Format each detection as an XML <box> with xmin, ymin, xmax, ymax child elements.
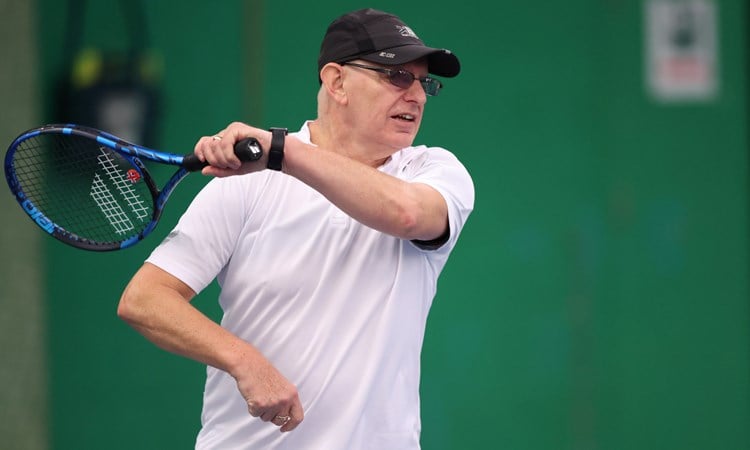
<box><xmin>283</xmin><ymin>136</ymin><xmax>449</xmax><ymax>242</ymax></box>
<box><xmin>195</xmin><ymin>124</ymin><xmax>451</xmax><ymax>242</ymax></box>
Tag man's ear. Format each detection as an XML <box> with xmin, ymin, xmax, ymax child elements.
<box><xmin>320</xmin><ymin>63</ymin><xmax>348</xmax><ymax>105</ymax></box>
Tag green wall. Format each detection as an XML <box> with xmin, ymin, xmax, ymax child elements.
<box><xmin>27</xmin><ymin>0</ymin><xmax>750</xmax><ymax>449</ymax></box>
<box><xmin>36</xmin><ymin>1</ymin><xmax>252</xmax><ymax>448</ymax></box>
<box><xmin>0</xmin><ymin>2</ymin><xmax>46</xmax><ymax>449</ymax></box>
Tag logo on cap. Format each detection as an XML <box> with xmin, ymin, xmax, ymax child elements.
<box><xmin>396</xmin><ymin>25</ymin><xmax>419</xmax><ymax>39</ymax></box>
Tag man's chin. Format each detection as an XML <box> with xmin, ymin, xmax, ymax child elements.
<box><xmin>389</xmin><ymin>131</ymin><xmax>417</xmax><ymax>150</ymax></box>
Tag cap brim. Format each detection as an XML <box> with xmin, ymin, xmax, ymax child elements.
<box><xmin>359</xmin><ymin>45</ymin><xmax>461</xmax><ymax>78</ymax></box>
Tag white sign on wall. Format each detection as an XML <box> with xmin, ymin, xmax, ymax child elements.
<box><xmin>645</xmin><ymin>0</ymin><xmax>718</xmax><ymax>102</ymax></box>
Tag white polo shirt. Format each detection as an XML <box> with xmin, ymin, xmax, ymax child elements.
<box><xmin>146</xmin><ymin>122</ymin><xmax>474</xmax><ymax>449</ymax></box>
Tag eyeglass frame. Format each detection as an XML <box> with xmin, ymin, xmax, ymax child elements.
<box><xmin>340</xmin><ymin>62</ymin><xmax>443</xmax><ymax>97</ymax></box>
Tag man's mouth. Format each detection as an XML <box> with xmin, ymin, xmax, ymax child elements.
<box><xmin>392</xmin><ymin>113</ymin><xmax>416</xmax><ymax>122</ymax></box>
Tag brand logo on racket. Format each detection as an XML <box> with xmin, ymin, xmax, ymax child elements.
<box><xmin>126</xmin><ymin>169</ymin><xmax>141</xmax><ymax>183</ymax></box>
<box><xmin>21</xmin><ymin>199</ymin><xmax>55</xmax><ymax>234</ymax></box>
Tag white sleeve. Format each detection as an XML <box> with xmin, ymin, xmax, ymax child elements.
<box><xmin>146</xmin><ymin>176</ymin><xmax>250</xmax><ymax>294</ymax></box>
<box><xmin>405</xmin><ymin>147</ymin><xmax>475</xmax><ymax>252</ymax></box>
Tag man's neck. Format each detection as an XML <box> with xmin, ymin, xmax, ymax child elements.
<box><xmin>308</xmin><ymin>119</ymin><xmax>392</xmax><ymax>168</ymax></box>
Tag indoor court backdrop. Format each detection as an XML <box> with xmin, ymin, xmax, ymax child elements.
<box><xmin>1</xmin><ymin>0</ymin><xmax>748</xmax><ymax>449</ymax></box>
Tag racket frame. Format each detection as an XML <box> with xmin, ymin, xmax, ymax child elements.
<box><xmin>6</xmin><ymin>124</ymin><xmax>210</xmax><ymax>251</ymax></box>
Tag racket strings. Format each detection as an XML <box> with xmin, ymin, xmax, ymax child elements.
<box><xmin>90</xmin><ymin>150</ymin><xmax>150</xmax><ymax>233</ymax></box>
<box><xmin>11</xmin><ymin>134</ymin><xmax>155</xmax><ymax>244</ymax></box>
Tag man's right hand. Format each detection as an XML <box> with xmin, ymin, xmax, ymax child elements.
<box><xmin>233</xmin><ymin>354</ymin><xmax>304</xmax><ymax>432</ymax></box>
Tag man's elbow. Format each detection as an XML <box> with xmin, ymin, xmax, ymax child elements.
<box><xmin>392</xmin><ymin>184</ymin><xmax>448</xmax><ymax>241</ymax></box>
<box><xmin>117</xmin><ymin>282</ymin><xmax>143</xmax><ymax>325</ymax></box>
<box><xmin>392</xmin><ymin>190</ymin><xmax>447</xmax><ymax>241</ymax></box>
<box><xmin>117</xmin><ymin>273</ymin><xmax>161</xmax><ymax>328</ymax></box>
<box><xmin>117</xmin><ymin>263</ymin><xmax>195</xmax><ymax>326</ymax></box>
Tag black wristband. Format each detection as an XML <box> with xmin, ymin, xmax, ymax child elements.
<box><xmin>267</xmin><ymin>127</ymin><xmax>288</xmax><ymax>171</ymax></box>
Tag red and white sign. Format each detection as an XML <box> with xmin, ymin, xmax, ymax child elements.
<box><xmin>646</xmin><ymin>0</ymin><xmax>718</xmax><ymax>102</ymax></box>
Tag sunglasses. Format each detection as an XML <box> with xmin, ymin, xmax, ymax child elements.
<box><xmin>342</xmin><ymin>62</ymin><xmax>443</xmax><ymax>96</ymax></box>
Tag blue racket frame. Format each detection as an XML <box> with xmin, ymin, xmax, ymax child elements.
<box><xmin>5</xmin><ymin>124</ymin><xmax>261</xmax><ymax>251</ymax></box>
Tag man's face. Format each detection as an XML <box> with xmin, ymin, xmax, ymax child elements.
<box><xmin>342</xmin><ymin>59</ymin><xmax>430</xmax><ymax>152</ymax></box>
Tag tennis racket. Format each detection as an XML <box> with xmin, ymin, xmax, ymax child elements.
<box><xmin>4</xmin><ymin>124</ymin><xmax>262</xmax><ymax>251</ymax></box>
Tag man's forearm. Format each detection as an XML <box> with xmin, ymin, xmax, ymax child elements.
<box><xmin>283</xmin><ymin>136</ymin><xmax>448</xmax><ymax>241</ymax></box>
<box><xmin>117</xmin><ymin>263</ymin><xmax>258</xmax><ymax>376</ymax></box>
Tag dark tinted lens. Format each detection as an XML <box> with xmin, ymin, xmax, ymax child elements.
<box><xmin>421</xmin><ymin>78</ymin><xmax>442</xmax><ymax>96</ymax></box>
<box><xmin>388</xmin><ymin>70</ymin><xmax>416</xmax><ymax>89</ymax></box>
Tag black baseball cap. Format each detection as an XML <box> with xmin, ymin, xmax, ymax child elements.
<box><xmin>317</xmin><ymin>8</ymin><xmax>461</xmax><ymax>78</ymax></box>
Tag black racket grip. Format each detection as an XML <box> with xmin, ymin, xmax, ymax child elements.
<box><xmin>182</xmin><ymin>137</ymin><xmax>263</xmax><ymax>172</ymax></box>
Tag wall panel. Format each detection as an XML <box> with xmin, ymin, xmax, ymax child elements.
<box><xmin>33</xmin><ymin>1</ymin><xmax>749</xmax><ymax>449</ymax></box>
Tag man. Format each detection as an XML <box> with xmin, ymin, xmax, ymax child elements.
<box><xmin>118</xmin><ymin>8</ymin><xmax>474</xmax><ymax>449</ymax></box>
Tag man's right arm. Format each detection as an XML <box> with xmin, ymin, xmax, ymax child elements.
<box><xmin>117</xmin><ymin>262</ymin><xmax>304</xmax><ymax>431</ymax></box>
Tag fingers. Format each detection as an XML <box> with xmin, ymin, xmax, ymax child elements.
<box><xmin>268</xmin><ymin>407</ymin><xmax>302</xmax><ymax>433</ymax></box>
<box><xmin>232</xmin><ymin>346</ymin><xmax>306</xmax><ymax>434</ymax></box>
<box><xmin>246</xmin><ymin>403</ymin><xmax>303</xmax><ymax>433</ymax></box>
<box><xmin>193</xmin><ymin>122</ymin><xmax>272</xmax><ymax>177</ymax></box>
<box><xmin>271</xmin><ymin>413</ymin><xmax>291</xmax><ymax>427</ymax></box>
<box><xmin>246</xmin><ymin>401</ymin><xmax>264</xmax><ymax>418</ymax></box>
<box><xmin>244</xmin><ymin>389</ymin><xmax>304</xmax><ymax>433</ymax></box>
<box><xmin>194</xmin><ymin>132</ymin><xmax>241</xmax><ymax>170</ymax></box>
<box><xmin>260</xmin><ymin>408</ymin><xmax>278</xmax><ymax>423</ymax></box>
<box><xmin>280</xmin><ymin>401</ymin><xmax>304</xmax><ymax>432</ymax></box>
